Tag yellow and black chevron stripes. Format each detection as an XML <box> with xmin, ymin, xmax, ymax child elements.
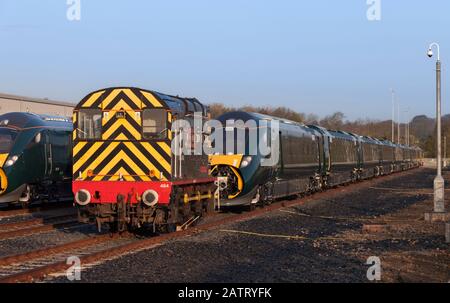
<box><xmin>102</xmin><ymin>110</ymin><xmax>142</xmax><ymax>141</ymax></box>
<box><xmin>73</xmin><ymin>141</ymin><xmax>172</xmax><ymax>181</ymax></box>
<box><xmin>77</xmin><ymin>88</ymin><xmax>165</xmax><ymax>110</ymax></box>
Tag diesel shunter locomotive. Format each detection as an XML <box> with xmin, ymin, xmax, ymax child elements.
<box><xmin>73</xmin><ymin>87</ymin><xmax>216</xmax><ymax>232</ymax></box>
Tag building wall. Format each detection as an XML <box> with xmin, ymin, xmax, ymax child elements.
<box><xmin>0</xmin><ymin>95</ymin><xmax>74</xmax><ymax>117</ymax></box>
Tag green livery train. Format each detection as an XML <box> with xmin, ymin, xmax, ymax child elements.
<box><xmin>0</xmin><ymin>112</ymin><xmax>72</xmax><ymax>207</ymax></box>
<box><xmin>210</xmin><ymin>111</ymin><xmax>423</xmax><ymax>207</ymax></box>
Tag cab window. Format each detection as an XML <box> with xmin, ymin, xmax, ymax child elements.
<box><xmin>78</xmin><ymin>109</ymin><xmax>102</xmax><ymax>140</ymax></box>
<box><xmin>142</xmin><ymin>109</ymin><xmax>167</xmax><ymax>139</ymax></box>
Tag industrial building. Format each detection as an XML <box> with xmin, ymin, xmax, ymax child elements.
<box><xmin>0</xmin><ymin>92</ymin><xmax>75</xmax><ymax>117</ymax></box>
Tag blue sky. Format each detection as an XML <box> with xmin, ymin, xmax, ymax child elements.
<box><xmin>0</xmin><ymin>0</ymin><xmax>448</xmax><ymax>121</ymax></box>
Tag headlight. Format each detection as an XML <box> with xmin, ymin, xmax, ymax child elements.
<box><xmin>4</xmin><ymin>155</ymin><xmax>19</xmax><ymax>168</ymax></box>
<box><xmin>240</xmin><ymin>156</ymin><xmax>253</xmax><ymax>168</ymax></box>
<box><xmin>75</xmin><ymin>189</ymin><xmax>91</xmax><ymax>206</ymax></box>
<box><xmin>142</xmin><ymin>189</ymin><xmax>159</xmax><ymax>207</ymax></box>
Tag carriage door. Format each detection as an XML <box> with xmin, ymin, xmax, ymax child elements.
<box><xmin>44</xmin><ymin>130</ymin><xmax>53</xmax><ymax>178</ymax></box>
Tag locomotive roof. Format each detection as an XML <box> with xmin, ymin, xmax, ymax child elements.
<box><xmin>0</xmin><ymin>112</ymin><xmax>72</xmax><ymax>130</ymax></box>
<box><xmin>76</xmin><ymin>87</ymin><xmax>208</xmax><ymax>117</ymax></box>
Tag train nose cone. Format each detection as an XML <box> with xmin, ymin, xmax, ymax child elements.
<box><xmin>0</xmin><ymin>168</ymin><xmax>7</xmax><ymax>195</ymax></box>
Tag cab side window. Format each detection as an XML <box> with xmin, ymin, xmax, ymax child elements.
<box><xmin>142</xmin><ymin>109</ymin><xmax>167</xmax><ymax>139</ymax></box>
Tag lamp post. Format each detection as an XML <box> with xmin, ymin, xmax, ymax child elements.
<box><xmin>427</xmin><ymin>42</ymin><xmax>445</xmax><ymax>214</ymax></box>
<box><xmin>444</xmin><ymin>136</ymin><xmax>447</xmax><ymax>167</ymax></box>
<box><xmin>391</xmin><ymin>89</ymin><xmax>395</xmax><ymax>142</ymax></box>
<box><xmin>397</xmin><ymin>100</ymin><xmax>400</xmax><ymax>144</ymax></box>
<box><xmin>404</xmin><ymin>108</ymin><xmax>410</xmax><ymax>145</ymax></box>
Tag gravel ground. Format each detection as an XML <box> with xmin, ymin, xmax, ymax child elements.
<box><xmin>49</xmin><ymin>167</ymin><xmax>449</xmax><ymax>283</ymax></box>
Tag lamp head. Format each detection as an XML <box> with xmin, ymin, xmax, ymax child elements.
<box><xmin>427</xmin><ymin>48</ymin><xmax>433</xmax><ymax>58</ymax></box>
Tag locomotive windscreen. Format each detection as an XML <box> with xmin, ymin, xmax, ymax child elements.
<box><xmin>77</xmin><ymin>109</ymin><xmax>102</xmax><ymax>140</ymax></box>
<box><xmin>0</xmin><ymin>129</ymin><xmax>18</xmax><ymax>153</ymax></box>
<box><xmin>142</xmin><ymin>109</ymin><xmax>167</xmax><ymax>139</ymax></box>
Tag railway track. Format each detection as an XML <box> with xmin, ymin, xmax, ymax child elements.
<box><xmin>0</xmin><ymin>202</ymin><xmax>73</xmax><ymax>219</ymax></box>
<box><xmin>0</xmin><ymin>168</ymin><xmax>422</xmax><ymax>283</ymax></box>
<box><xmin>0</xmin><ymin>234</ymin><xmax>134</xmax><ymax>282</ymax></box>
<box><xmin>0</xmin><ymin>214</ymin><xmax>79</xmax><ymax>240</ymax></box>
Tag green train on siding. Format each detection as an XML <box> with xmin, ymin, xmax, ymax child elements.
<box><xmin>210</xmin><ymin>111</ymin><xmax>423</xmax><ymax>208</ymax></box>
<box><xmin>0</xmin><ymin>112</ymin><xmax>72</xmax><ymax>207</ymax></box>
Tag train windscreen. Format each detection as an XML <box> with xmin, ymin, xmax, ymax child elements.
<box><xmin>0</xmin><ymin>128</ymin><xmax>18</xmax><ymax>153</ymax></box>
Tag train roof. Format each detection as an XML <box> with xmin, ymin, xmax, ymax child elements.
<box><xmin>359</xmin><ymin>136</ymin><xmax>383</xmax><ymax>145</ymax></box>
<box><xmin>0</xmin><ymin>112</ymin><xmax>72</xmax><ymax>130</ymax></box>
<box><xmin>326</xmin><ymin>130</ymin><xmax>358</xmax><ymax>141</ymax></box>
<box><xmin>216</xmin><ymin>111</ymin><xmax>307</xmax><ymax>126</ymax></box>
<box><xmin>76</xmin><ymin>87</ymin><xmax>208</xmax><ymax>117</ymax></box>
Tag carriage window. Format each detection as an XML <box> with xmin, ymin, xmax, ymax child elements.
<box><xmin>78</xmin><ymin>109</ymin><xmax>102</xmax><ymax>140</ymax></box>
<box><xmin>143</xmin><ymin>109</ymin><xmax>167</xmax><ymax>139</ymax></box>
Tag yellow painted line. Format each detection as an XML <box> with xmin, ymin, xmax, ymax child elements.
<box><xmin>141</xmin><ymin>142</ymin><xmax>171</xmax><ymax>173</ymax></box>
<box><xmin>72</xmin><ymin>142</ymin><xmax>105</xmax><ymax>173</ymax></box>
<box><xmin>219</xmin><ymin>229</ymin><xmax>308</xmax><ymax>240</ymax></box>
<box><xmin>73</xmin><ymin>142</ymin><xmax>88</xmax><ymax>157</ymax></box>
<box><xmin>141</xmin><ymin>91</ymin><xmax>163</xmax><ymax>108</ymax></box>
<box><xmin>82</xmin><ymin>90</ymin><xmax>105</xmax><ymax>108</ymax></box>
